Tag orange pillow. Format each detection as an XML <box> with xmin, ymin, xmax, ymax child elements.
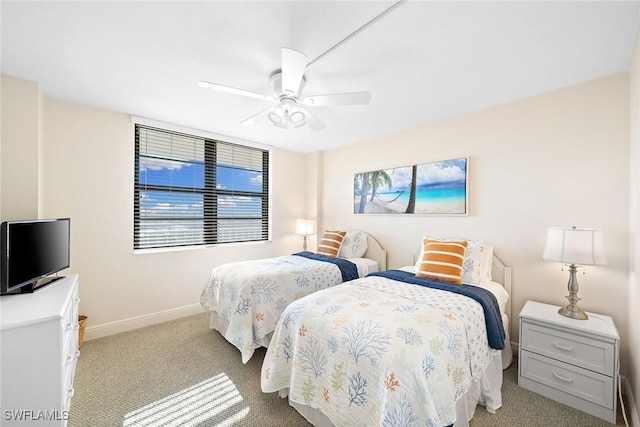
<box><xmin>416</xmin><ymin>239</ymin><xmax>468</xmax><ymax>284</ymax></box>
<box><xmin>316</xmin><ymin>230</ymin><xmax>346</xmax><ymax>258</ymax></box>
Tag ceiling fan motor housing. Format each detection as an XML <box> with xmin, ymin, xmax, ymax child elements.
<box><xmin>270</xmin><ymin>71</ymin><xmax>305</xmax><ymax>98</ymax></box>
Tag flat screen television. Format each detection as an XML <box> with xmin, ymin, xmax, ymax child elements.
<box><xmin>0</xmin><ymin>218</ymin><xmax>70</xmax><ymax>295</ymax></box>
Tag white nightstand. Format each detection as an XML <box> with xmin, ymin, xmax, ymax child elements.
<box><xmin>518</xmin><ymin>300</ymin><xmax>619</xmax><ymax>423</ymax></box>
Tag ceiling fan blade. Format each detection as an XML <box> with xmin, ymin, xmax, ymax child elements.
<box><xmin>281</xmin><ymin>48</ymin><xmax>308</xmax><ymax>96</ymax></box>
<box><xmin>199</xmin><ymin>81</ymin><xmax>274</xmax><ymax>102</ymax></box>
<box><xmin>300</xmin><ymin>107</ymin><xmax>326</xmax><ymax>131</ymax></box>
<box><xmin>300</xmin><ymin>91</ymin><xmax>371</xmax><ymax>106</ymax></box>
<box><xmin>240</xmin><ymin>106</ymin><xmax>274</xmax><ymax>126</ymax></box>
<box><xmin>298</xmin><ymin>92</ymin><xmax>371</xmax><ymax>107</ymax></box>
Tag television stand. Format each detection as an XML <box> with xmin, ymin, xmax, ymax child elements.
<box><xmin>0</xmin><ymin>274</ymin><xmax>80</xmax><ymax>426</ymax></box>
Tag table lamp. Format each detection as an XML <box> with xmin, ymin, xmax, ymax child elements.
<box><xmin>542</xmin><ymin>226</ymin><xmax>606</xmax><ymax>320</ymax></box>
<box><xmin>295</xmin><ymin>219</ymin><xmax>315</xmax><ymax>251</ymax></box>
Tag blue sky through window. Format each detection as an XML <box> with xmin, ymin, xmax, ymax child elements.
<box><xmin>139</xmin><ymin>157</ymin><xmax>204</xmax><ymax>188</ymax></box>
<box><xmin>139</xmin><ymin>157</ymin><xmax>263</xmax><ymax>219</ymax></box>
<box><xmin>217</xmin><ymin>166</ymin><xmax>263</xmax><ymax>193</ymax></box>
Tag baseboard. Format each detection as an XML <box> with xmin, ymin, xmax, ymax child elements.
<box><xmin>83</xmin><ymin>303</ymin><xmax>206</xmax><ymax>341</ymax></box>
<box><xmin>621</xmin><ymin>375</ymin><xmax>640</xmax><ymax>427</ymax></box>
<box><xmin>511</xmin><ymin>341</ymin><xmax>519</xmax><ymax>357</ymax></box>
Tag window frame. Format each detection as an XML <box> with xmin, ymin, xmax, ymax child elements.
<box><xmin>133</xmin><ymin>123</ymin><xmax>271</xmax><ymax>251</ymax></box>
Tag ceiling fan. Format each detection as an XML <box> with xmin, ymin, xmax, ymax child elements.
<box><xmin>199</xmin><ymin>47</ymin><xmax>371</xmax><ymax>131</ymax></box>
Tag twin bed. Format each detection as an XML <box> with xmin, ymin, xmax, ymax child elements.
<box><xmin>200</xmin><ymin>233</ymin><xmax>512</xmax><ymax>427</ymax></box>
<box><xmin>200</xmin><ymin>232</ymin><xmax>387</xmax><ymax>363</ymax></box>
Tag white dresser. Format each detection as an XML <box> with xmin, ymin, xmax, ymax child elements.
<box><xmin>518</xmin><ymin>300</ymin><xmax>619</xmax><ymax>423</ymax></box>
<box><xmin>0</xmin><ymin>275</ymin><xmax>80</xmax><ymax>426</ymax></box>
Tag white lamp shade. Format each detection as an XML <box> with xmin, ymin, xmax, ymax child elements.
<box><xmin>295</xmin><ymin>219</ymin><xmax>315</xmax><ymax>236</ymax></box>
<box><xmin>543</xmin><ymin>227</ymin><xmax>606</xmax><ymax>265</ymax></box>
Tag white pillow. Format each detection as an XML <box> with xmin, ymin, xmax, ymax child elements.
<box><xmin>339</xmin><ymin>231</ymin><xmax>368</xmax><ymax>258</ymax></box>
<box><xmin>463</xmin><ymin>240</ymin><xmax>493</xmax><ymax>285</ymax></box>
<box><xmin>471</xmin><ymin>280</ymin><xmax>509</xmax><ymax>314</ymax></box>
<box><xmin>480</xmin><ymin>243</ymin><xmax>494</xmax><ymax>283</ymax></box>
<box><xmin>414</xmin><ymin>236</ymin><xmax>493</xmax><ymax>285</ymax></box>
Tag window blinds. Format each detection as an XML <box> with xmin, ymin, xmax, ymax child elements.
<box><xmin>134</xmin><ymin>125</ymin><xmax>269</xmax><ymax>249</ymax></box>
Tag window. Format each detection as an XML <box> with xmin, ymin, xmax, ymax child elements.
<box><xmin>134</xmin><ymin>125</ymin><xmax>269</xmax><ymax>250</ymax></box>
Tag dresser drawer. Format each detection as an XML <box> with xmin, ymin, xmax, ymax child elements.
<box><xmin>521</xmin><ymin>320</ymin><xmax>615</xmax><ymax>375</ymax></box>
<box><xmin>520</xmin><ymin>350</ymin><xmax>614</xmax><ymax>408</ymax></box>
<box><xmin>62</xmin><ymin>351</ymin><xmax>79</xmax><ymax>412</ymax></box>
<box><xmin>61</xmin><ymin>291</ymin><xmax>79</xmax><ymax>358</ymax></box>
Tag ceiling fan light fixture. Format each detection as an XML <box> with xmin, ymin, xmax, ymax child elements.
<box><xmin>289</xmin><ymin>110</ymin><xmax>305</xmax><ymax>125</ymax></box>
<box><xmin>268</xmin><ymin>112</ymin><xmax>283</xmax><ymax>125</ymax></box>
<box><xmin>266</xmin><ymin>97</ymin><xmax>307</xmax><ymax>130</ymax></box>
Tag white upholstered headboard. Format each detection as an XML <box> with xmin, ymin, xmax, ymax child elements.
<box><xmin>362</xmin><ymin>233</ymin><xmax>387</xmax><ymax>271</ymax></box>
<box><xmin>491</xmin><ymin>254</ymin><xmax>512</xmax><ymax>321</ymax></box>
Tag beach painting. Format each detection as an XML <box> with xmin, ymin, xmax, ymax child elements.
<box><xmin>354</xmin><ymin>157</ymin><xmax>468</xmax><ymax>215</ymax></box>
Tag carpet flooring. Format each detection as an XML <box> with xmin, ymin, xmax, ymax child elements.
<box><xmin>69</xmin><ymin>312</ymin><xmax>627</xmax><ymax>426</ymax></box>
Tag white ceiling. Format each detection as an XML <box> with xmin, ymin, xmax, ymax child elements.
<box><xmin>2</xmin><ymin>1</ymin><xmax>639</xmax><ymax>153</ymax></box>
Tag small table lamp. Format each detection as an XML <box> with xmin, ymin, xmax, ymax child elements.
<box><xmin>543</xmin><ymin>226</ymin><xmax>606</xmax><ymax>320</ymax></box>
<box><xmin>295</xmin><ymin>219</ymin><xmax>315</xmax><ymax>251</ymax></box>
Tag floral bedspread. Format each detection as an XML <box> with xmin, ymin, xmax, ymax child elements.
<box><xmin>200</xmin><ymin>255</ymin><xmax>347</xmax><ymax>363</ymax></box>
<box><xmin>261</xmin><ymin>275</ymin><xmax>500</xmax><ymax>427</ymax></box>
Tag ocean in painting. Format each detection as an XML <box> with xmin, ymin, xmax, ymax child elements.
<box><xmin>355</xmin><ymin>182</ymin><xmax>467</xmax><ymax>214</ymax></box>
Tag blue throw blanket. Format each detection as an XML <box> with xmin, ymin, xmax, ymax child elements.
<box><xmin>368</xmin><ymin>270</ymin><xmax>506</xmax><ymax>350</ymax></box>
<box><xmin>293</xmin><ymin>251</ymin><xmax>359</xmax><ymax>282</ymax></box>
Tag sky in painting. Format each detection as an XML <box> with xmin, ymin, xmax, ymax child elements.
<box><xmin>372</xmin><ymin>158</ymin><xmax>467</xmax><ymax>193</ymax></box>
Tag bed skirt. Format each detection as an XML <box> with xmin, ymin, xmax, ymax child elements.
<box><xmin>501</xmin><ymin>314</ymin><xmax>513</xmax><ymax>369</ymax></box>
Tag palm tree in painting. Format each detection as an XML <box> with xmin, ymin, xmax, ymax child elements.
<box><xmin>356</xmin><ymin>172</ymin><xmax>370</xmax><ymax>213</ymax></box>
<box><xmin>369</xmin><ymin>170</ymin><xmax>392</xmax><ymax>201</ymax></box>
<box><xmin>405</xmin><ymin>165</ymin><xmax>417</xmax><ymax>213</ymax></box>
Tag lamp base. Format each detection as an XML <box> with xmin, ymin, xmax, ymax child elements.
<box><xmin>557</xmin><ymin>263</ymin><xmax>589</xmax><ymax>320</ymax></box>
<box><xmin>558</xmin><ymin>305</ymin><xmax>588</xmax><ymax>320</ymax></box>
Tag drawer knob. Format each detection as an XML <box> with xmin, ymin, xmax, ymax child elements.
<box><xmin>553</xmin><ymin>341</ymin><xmax>573</xmax><ymax>352</ymax></box>
<box><xmin>65</xmin><ymin>351</ymin><xmax>80</xmax><ymax>364</ymax></box>
<box><xmin>553</xmin><ymin>372</ymin><xmax>573</xmax><ymax>383</ymax></box>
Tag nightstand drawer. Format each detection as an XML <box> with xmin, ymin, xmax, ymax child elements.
<box><xmin>521</xmin><ymin>321</ymin><xmax>614</xmax><ymax>375</ymax></box>
<box><xmin>520</xmin><ymin>350</ymin><xmax>614</xmax><ymax>408</ymax></box>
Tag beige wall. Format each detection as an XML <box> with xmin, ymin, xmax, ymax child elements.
<box><xmin>628</xmin><ymin>35</ymin><xmax>640</xmax><ymax>426</ymax></box>
<box><xmin>1</xmin><ymin>75</ymin><xmax>43</xmax><ymax>220</ymax></box>
<box><xmin>319</xmin><ymin>73</ymin><xmax>631</xmax><ymax>375</ymax></box>
<box><xmin>1</xmin><ymin>75</ymin><xmax>309</xmax><ymax>337</ymax></box>
<box><xmin>43</xmin><ymin>98</ymin><xmax>309</xmax><ymax>336</ymax></box>
<box><xmin>3</xmin><ymin>70</ymin><xmax>638</xmax><ymax>420</ymax></box>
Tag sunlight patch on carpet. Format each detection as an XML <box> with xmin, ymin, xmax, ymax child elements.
<box><xmin>123</xmin><ymin>373</ymin><xmax>249</xmax><ymax>426</ymax></box>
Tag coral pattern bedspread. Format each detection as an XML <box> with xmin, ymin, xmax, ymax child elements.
<box><xmin>200</xmin><ymin>254</ymin><xmax>355</xmax><ymax>363</ymax></box>
<box><xmin>261</xmin><ymin>275</ymin><xmax>501</xmax><ymax>426</ymax></box>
